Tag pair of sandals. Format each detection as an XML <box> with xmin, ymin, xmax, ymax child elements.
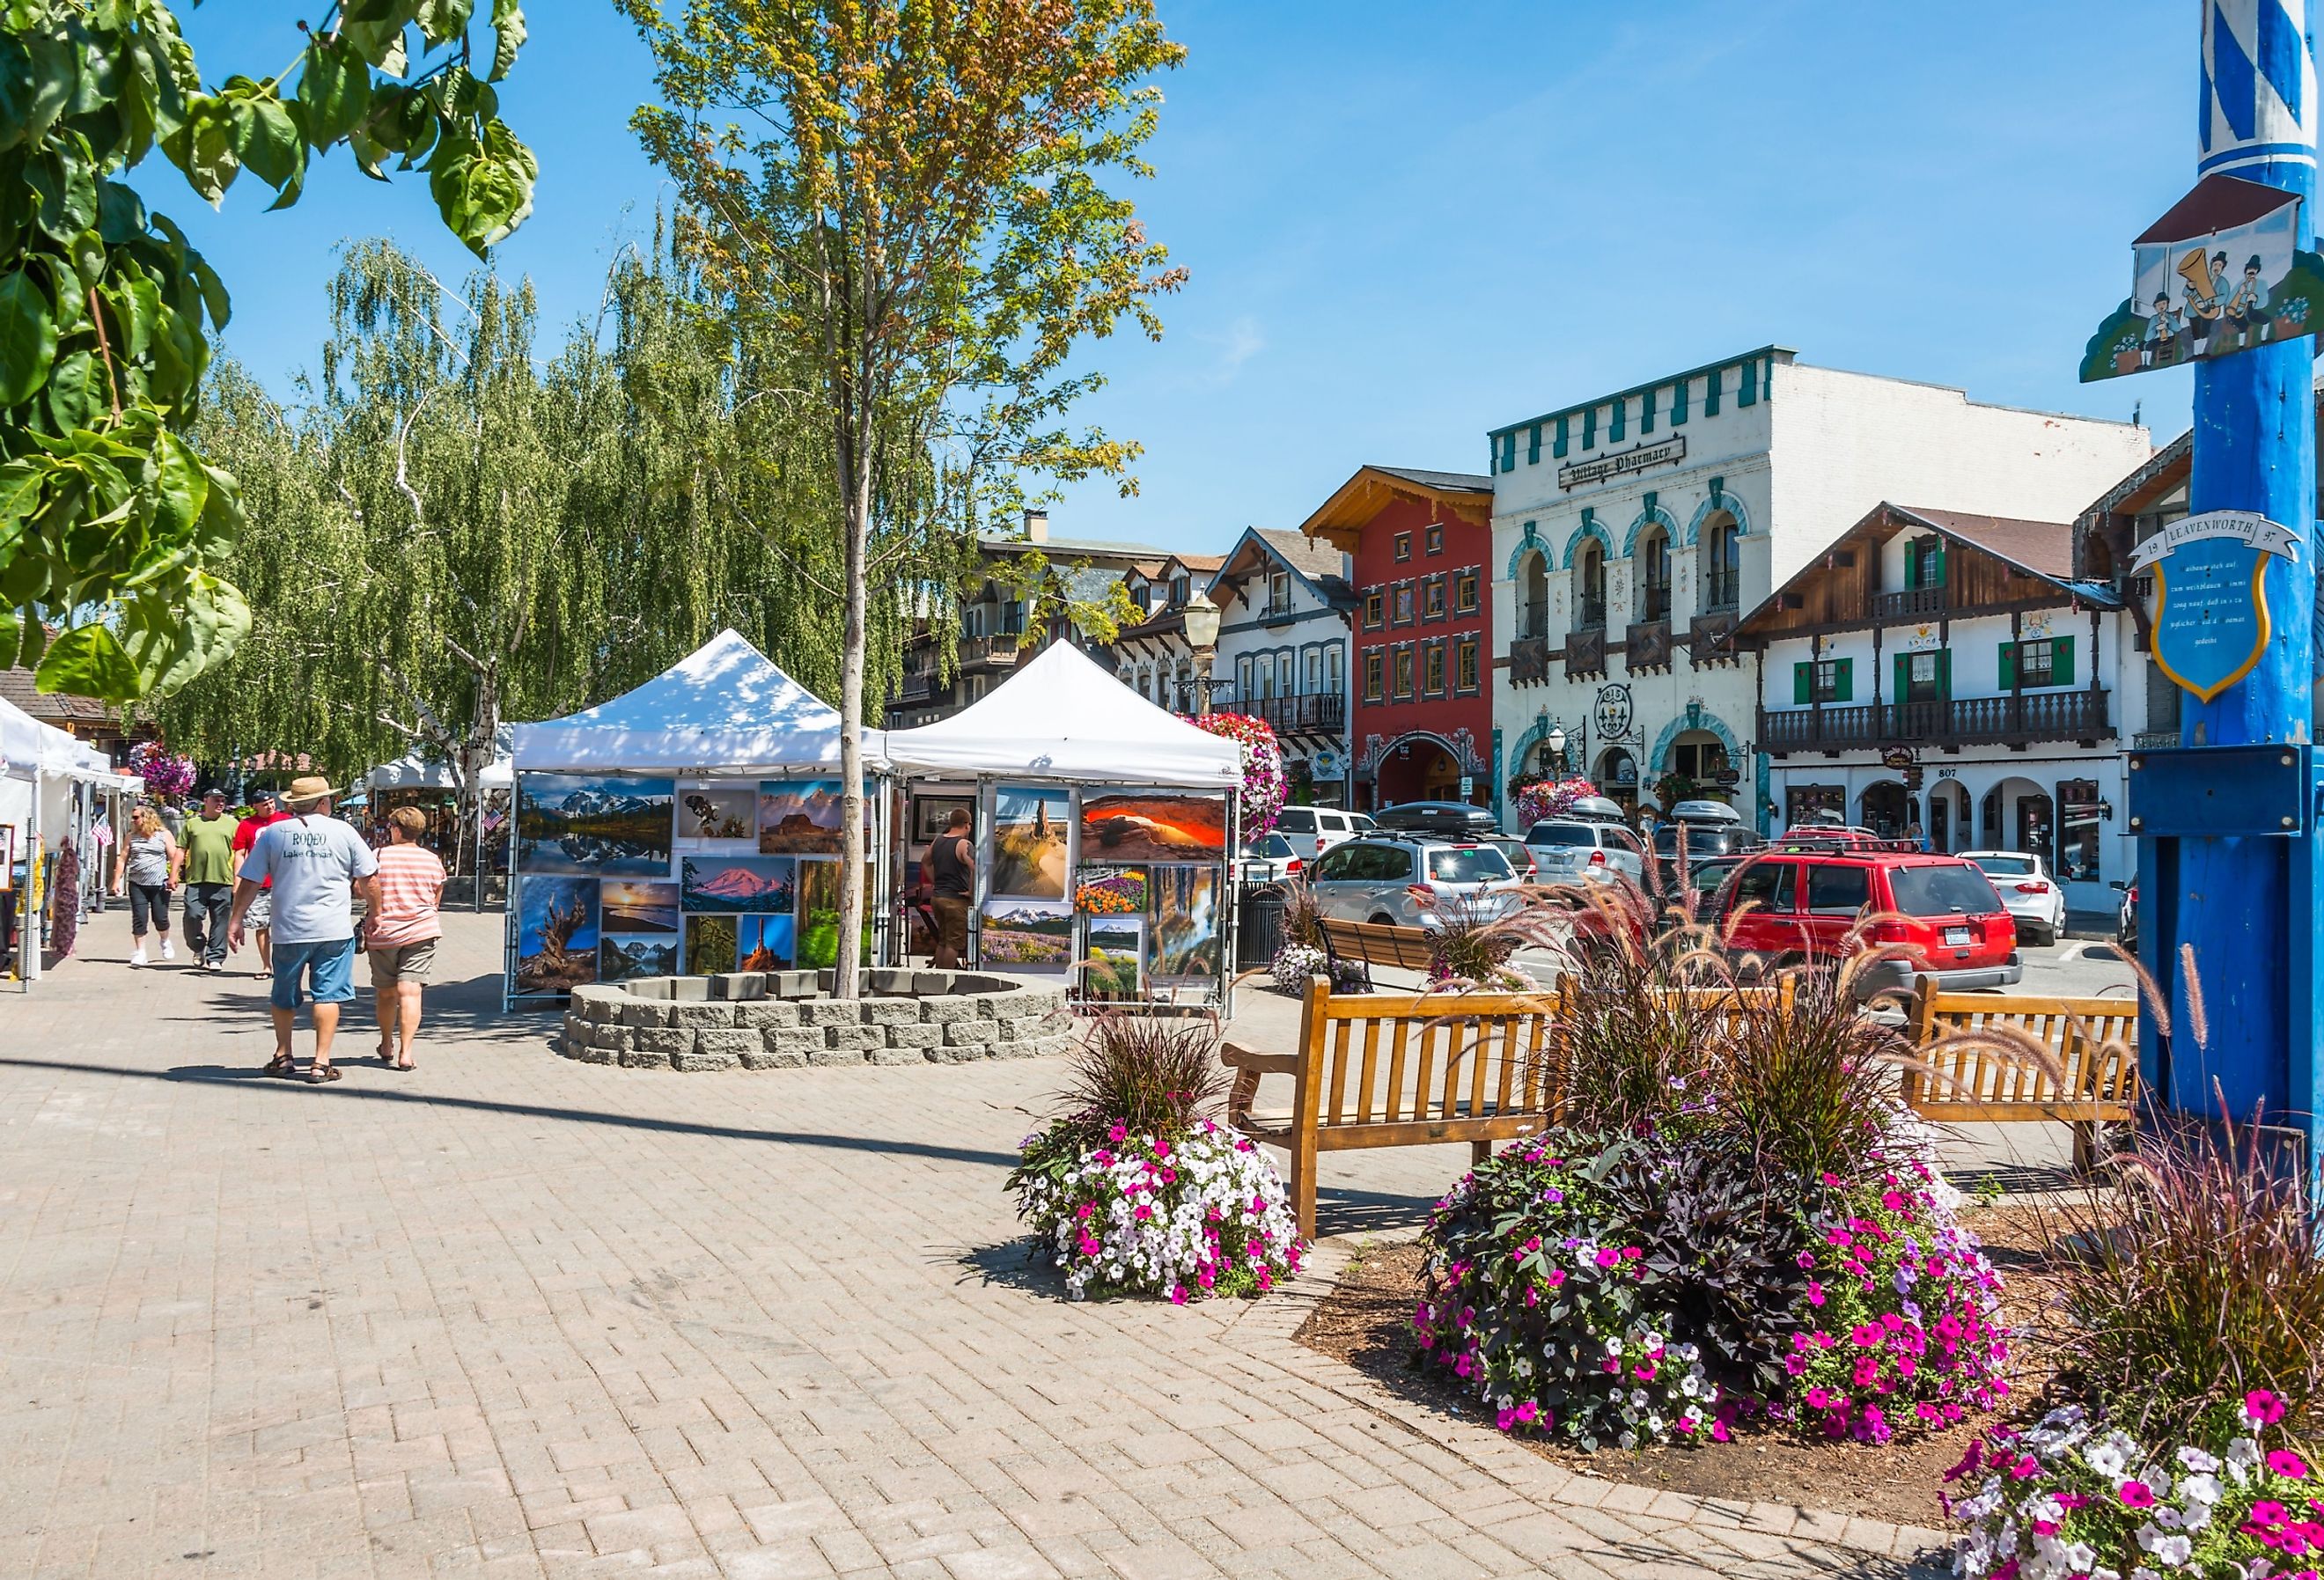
<box><xmin>262</xmin><ymin>1053</ymin><xmax>341</xmax><ymax>1084</ymax></box>
<box><xmin>376</xmin><ymin>1043</ymin><xmax>416</xmax><ymax>1072</ymax></box>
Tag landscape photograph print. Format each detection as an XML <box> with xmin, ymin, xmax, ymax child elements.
<box><xmin>515</xmin><ymin>876</ymin><xmax>599</xmax><ymax>996</ymax></box>
<box><xmin>979</xmin><ymin>898</ymin><xmax>1073</xmax><ymax>971</ymax></box>
<box><xmin>599</xmin><ymin>879</ymin><xmax>680</xmax><ymax>933</ymax></box>
<box><xmin>1151</xmin><ymin>864</ymin><xmax>1221</xmax><ymax>981</ymax></box>
<box><xmin>599</xmin><ymin>933</ymin><xmax>679</xmax><ymax>983</ymax></box>
<box><xmin>680</xmin><ymin>855</ymin><xmax>796</xmax><ymax>914</ymax></box>
<box><xmin>683</xmin><ymin>914</ymin><xmax>739</xmax><ymax>976</ymax></box>
<box><xmin>1081</xmin><ymin>918</ymin><xmax>1144</xmax><ymax>1002</ymax></box>
<box><xmin>990</xmin><ymin>784</ymin><xmax>1070</xmax><ymax>899</ymax></box>
<box><xmin>516</xmin><ymin>774</ymin><xmax>675</xmax><ymax>876</ymax></box>
<box><xmin>1075</xmin><ymin>863</ymin><xmax>1148</xmax><ymax>915</ymax></box>
<box><xmin>756</xmin><ymin>780</ymin><xmax>845</xmax><ymax>854</ymax></box>
<box><xmin>1078</xmin><ymin>791</ymin><xmax>1225</xmax><ymax>864</ymax></box>
<box><xmin>738</xmin><ymin>914</ymin><xmax>795</xmax><ymax>972</ymax></box>
<box><xmin>676</xmin><ymin>785</ymin><xmax>757</xmax><ymax>850</ymax></box>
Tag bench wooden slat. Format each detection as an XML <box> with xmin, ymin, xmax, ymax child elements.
<box><xmin>1382</xmin><ymin>1018</ymin><xmax>1408</xmax><ymax>1124</ymax></box>
<box><xmin>1907</xmin><ymin>984</ymin><xmax>2143</xmax><ymax>1171</ymax></box>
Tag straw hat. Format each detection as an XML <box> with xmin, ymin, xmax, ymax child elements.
<box><xmin>282</xmin><ymin>775</ymin><xmax>336</xmax><ymax>808</ymax></box>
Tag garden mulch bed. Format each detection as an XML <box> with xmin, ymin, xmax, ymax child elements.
<box><xmin>1292</xmin><ymin>1207</ymin><xmax>2063</xmax><ymax>1532</ymax></box>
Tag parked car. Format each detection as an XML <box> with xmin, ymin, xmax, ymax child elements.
<box><xmin>1713</xmin><ymin>849</ymin><xmax>2022</xmax><ymax>997</ymax></box>
<box><xmin>1305</xmin><ymin>834</ymin><xmax>1522</xmax><ymax>930</ymax></box>
<box><xmin>1483</xmin><ymin>835</ymin><xmax>1538</xmax><ymax>882</ymax></box>
<box><xmin>2114</xmin><ymin>879</ymin><xmax>2137</xmax><ymax>953</ymax></box>
<box><xmin>1272</xmin><ymin>805</ymin><xmax>1365</xmax><ymax>864</ymax></box>
<box><xmin>1524</xmin><ymin>818</ymin><xmax>1648</xmax><ymax>886</ymax></box>
<box><xmin>1651</xmin><ymin>818</ymin><xmax>1765</xmax><ymax>872</ymax></box>
<box><xmin>1236</xmin><ymin>832</ymin><xmax>1302</xmax><ymax>887</ymax></box>
<box><xmin>1371</xmin><ymin>800</ymin><xmax>1501</xmax><ymax>837</ymax></box>
<box><xmin>1960</xmin><ymin>849</ymin><xmax>2068</xmax><ymax>946</ymax></box>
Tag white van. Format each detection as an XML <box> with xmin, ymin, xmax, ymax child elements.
<box><xmin>1273</xmin><ymin>806</ymin><xmax>1369</xmax><ymax>864</ymax></box>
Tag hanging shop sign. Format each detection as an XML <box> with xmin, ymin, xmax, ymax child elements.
<box><xmin>2082</xmin><ymin>173</ymin><xmax>2324</xmax><ymax>382</ymax></box>
<box><xmin>1880</xmin><ymin>747</ymin><xmax>1917</xmax><ymax>772</ymax></box>
<box><xmin>1557</xmin><ymin>435</ymin><xmax>1685</xmax><ymax>490</ymax></box>
<box><xmin>2140</xmin><ymin>509</ymin><xmax>2301</xmax><ymax>702</ymax></box>
<box><xmin>1592</xmin><ymin>683</ymin><xmax>1635</xmax><ymax>741</ymax></box>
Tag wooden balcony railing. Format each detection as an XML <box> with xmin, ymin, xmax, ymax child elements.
<box><xmin>1625</xmin><ymin>618</ymin><xmax>1674</xmax><ymax>673</ymax></box>
<box><xmin>1565</xmin><ymin>625</ymin><xmax>1607</xmax><ymax>679</ymax></box>
<box><xmin>1688</xmin><ymin>611</ymin><xmax>1739</xmax><ymax>668</ymax></box>
<box><xmin>1509</xmin><ymin>636</ymin><xmax>1550</xmax><ymax>686</ymax></box>
<box><xmin>1760</xmin><ymin>688</ymin><xmax>2113</xmax><ymax>752</ymax></box>
<box><xmin>1235</xmin><ymin>693</ymin><xmax>1345</xmax><ymax>734</ymax></box>
<box><xmin>1873</xmin><ymin>584</ymin><xmax>1948</xmax><ymax>621</ymax></box>
<box><xmin>958</xmin><ymin>634</ymin><xmax>1026</xmax><ymax>665</ymax></box>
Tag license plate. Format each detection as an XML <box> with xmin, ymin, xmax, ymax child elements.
<box><xmin>1945</xmin><ymin>926</ymin><xmax>1971</xmax><ymax>947</ymax></box>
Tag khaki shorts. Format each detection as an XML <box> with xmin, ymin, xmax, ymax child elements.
<box><xmin>367</xmin><ymin>939</ymin><xmax>437</xmax><ymax>985</ymax></box>
<box><xmin>932</xmin><ymin>895</ymin><xmax>971</xmax><ymax>955</ymax></box>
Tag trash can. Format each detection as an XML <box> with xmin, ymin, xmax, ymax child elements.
<box><xmin>1237</xmin><ymin>885</ymin><xmax>1285</xmax><ymax>968</ymax></box>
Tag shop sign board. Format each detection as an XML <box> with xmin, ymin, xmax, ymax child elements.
<box><xmin>2135</xmin><ymin>509</ymin><xmax>2302</xmax><ymax>702</ymax></box>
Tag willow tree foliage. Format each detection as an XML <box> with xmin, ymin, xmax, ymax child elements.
<box><xmin>623</xmin><ymin>0</ymin><xmax>1187</xmax><ymax>995</ymax></box>
<box><xmin>0</xmin><ymin>2</ymin><xmax>537</xmax><ymax>703</ymax></box>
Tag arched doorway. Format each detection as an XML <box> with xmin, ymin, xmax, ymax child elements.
<box><xmin>1859</xmin><ymin>781</ymin><xmax>1908</xmax><ymax>839</ymax></box>
<box><xmin>1659</xmin><ymin>729</ymin><xmax>1732</xmax><ymax>804</ymax></box>
<box><xmin>1596</xmin><ymin>746</ymin><xmax>1638</xmax><ymax>812</ymax></box>
<box><xmin>1375</xmin><ymin>736</ymin><xmax>1473</xmax><ymax>808</ymax></box>
<box><xmin>1925</xmin><ymin>779</ymin><xmax>1970</xmax><ymax>854</ymax></box>
<box><xmin>1982</xmin><ymin>776</ymin><xmax>2055</xmax><ymax>863</ymax></box>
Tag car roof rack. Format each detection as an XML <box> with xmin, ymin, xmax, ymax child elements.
<box><xmin>1766</xmin><ymin>834</ymin><xmax>1921</xmax><ymax>856</ymax></box>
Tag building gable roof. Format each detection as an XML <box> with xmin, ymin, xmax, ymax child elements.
<box><xmin>1298</xmin><ymin>464</ymin><xmax>1493</xmax><ymax>552</ymax></box>
<box><xmin>1209</xmin><ymin>526</ymin><xmax>1357</xmax><ymax>611</ymax></box>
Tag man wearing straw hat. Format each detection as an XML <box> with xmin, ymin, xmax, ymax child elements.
<box><xmin>230</xmin><ymin>776</ymin><xmax>379</xmax><ymax>1083</ymax></box>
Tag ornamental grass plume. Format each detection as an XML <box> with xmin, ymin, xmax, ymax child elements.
<box><xmin>1052</xmin><ymin>1011</ymin><xmax>1227</xmax><ymax>1143</ymax></box>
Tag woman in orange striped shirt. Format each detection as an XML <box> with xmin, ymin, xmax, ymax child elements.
<box><xmin>365</xmin><ymin>807</ymin><xmax>446</xmax><ymax>1070</ymax></box>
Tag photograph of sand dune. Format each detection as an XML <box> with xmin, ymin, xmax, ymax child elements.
<box><xmin>990</xmin><ymin>785</ymin><xmax>1070</xmax><ymax>899</ymax></box>
<box><xmin>1077</xmin><ymin>792</ymin><xmax>1225</xmax><ymax>864</ymax></box>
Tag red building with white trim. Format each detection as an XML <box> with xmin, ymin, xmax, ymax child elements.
<box><xmin>1299</xmin><ymin>466</ymin><xmax>1497</xmax><ymax>816</ymax></box>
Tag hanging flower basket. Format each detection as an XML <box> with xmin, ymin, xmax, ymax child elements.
<box><xmin>1192</xmin><ymin>712</ymin><xmax>1287</xmax><ymax>834</ymax></box>
<box><xmin>1512</xmin><ymin>775</ymin><xmax>1600</xmax><ymax>828</ymax></box>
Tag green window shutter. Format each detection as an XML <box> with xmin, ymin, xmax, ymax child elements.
<box><xmin>1903</xmin><ymin>547</ymin><xmax>1920</xmax><ymax>589</ymax></box>
<box><xmin>2053</xmin><ymin>635</ymin><xmax>2075</xmax><ymax>687</ymax></box>
<box><xmin>1894</xmin><ymin>652</ymin><xmax>1909</xmax><ymax>702</ymax></box>
<box><xmin>1794</xmin><ymin>662</ymin><xmax>1812</xmax><ymax>704</ymax></box>
<box><xmin>1704</xmin><ymin>371</ymin><xmax>1722</xmax><ymax>416</ymax></box>
<box><xmin>1834</xmin><ymin>658</ymin><xmax>1852</xmax><ymax>702</ymax></box>
<box><xmin>1640</xmin><ymin>388</ymin><xmax>1657</xmax><ymax>433</ymax></box>
<box><xmin>1553</xmin><ymin>415</ymin><xmax>1569</xmax><ymax>458</ymax></box>
<box><xmin>1937</xmin><ymin>648</ymin><xmax>1952</xmax><ymax>697</ymax></box>
<box><xmin>1582</xmin><ymin>407</ymin><xmax>1597</xmax><ymax>448</ymax></box>
<box><xmin>1609</xmin><ymin>398</ymin><xmax>1626</xmax><ymax>442</ymax></box>
<box><xmin>1527</xmin><ymin>424</ymin><xmax>1541</xmax><ymax>464</ymax></box>
<box><xmin>1500</xmin><ymin>433</ymin><xmax>1516</xmax><ymax>472</ymax></box>
<box><xmin>1998</xmin><ymin>642</ymin><xmax>2017</xmax><ymax>689</ymax></box>
<box><xmin>1672</xmin><ymin>379</ymin><xmax>1689</xmax><ymax>425</ymax></box>
<box><xmin>1932</xmin><ymin>540</ymin><xmax>1946</xmax><ymax>584</ymax></box>
<box><xmin>1739</xmin><ymin>359</ymin><xmax>1759</xmax><ymax>406</ymax></box>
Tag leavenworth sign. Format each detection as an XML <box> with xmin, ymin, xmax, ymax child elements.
<box><xmin>1556</xmin><ymin>436</ymin><xmax>1685</xmax><ymax>490</ymax></box>
<box><xmin>2135</xmin><ymin>510</ymin><xmax>2304</xmax><ymax>703</ymax></box>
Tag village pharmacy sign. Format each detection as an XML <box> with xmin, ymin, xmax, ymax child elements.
<box><xmin>1558</xmin><ymin>436</ymin><xmax>1685</xmax><ymax>490</ymax></box>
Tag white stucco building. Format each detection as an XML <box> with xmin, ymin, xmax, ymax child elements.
<box><xmin>1487</xmin><ymin>346</ymin><xmax>2154</xmax><ymax>831</ymax></box>
<box><xmin>1203</xmin><ymin>528</ymin><xmax>1358</xmax><ymax>802</ymax></box>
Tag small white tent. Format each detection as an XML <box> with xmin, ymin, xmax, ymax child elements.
<box><xmin>512</xmin><ymin>629</ymin><xmax>879</xmax><ymax>773</ymax></box>
<box><xmin>369</xmin><ymin>726</ymin><xmax>516</xmax><ymax>790</ymax></box>
<box><xmin>881</xmin><ymin>640</ymin><xmax>1241</xmax><ymax>787</ymax></box>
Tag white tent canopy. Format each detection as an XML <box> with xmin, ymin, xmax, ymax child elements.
<box><xmin>369</xmin><ymin>726</ymin><xmax>515</xmax><ymax>790</ymax></box>
<box><xmin>0</xmin><ymin>695</ymin><xmax>126</xmax><ymax>787</ymax></box>
<box><xmin>512</xmin><ymin>628</ymin><xmax>878</xmax><ymax>774</ymax></box>
<box><xmin>882</xmin><ymin>639</ymin><xmax>1242</xmax><ymax>789</ymax></box>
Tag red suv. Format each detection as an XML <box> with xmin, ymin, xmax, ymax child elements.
<box><xmin>1714</xmin><ymin>849</ymin><xmax>2022</xmax><ymax>996</ymax></box>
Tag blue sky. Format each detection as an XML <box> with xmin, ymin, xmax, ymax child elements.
<box><xmin>179</xmin><ymin>2</ymin><xmax>2203</xmax><ymax>557</ymax></box>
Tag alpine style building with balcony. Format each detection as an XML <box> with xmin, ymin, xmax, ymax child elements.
<box><xmin>1198</xmin><ymin>526</ymin><xmax>1358</xmax><ymax>802</ymax></box>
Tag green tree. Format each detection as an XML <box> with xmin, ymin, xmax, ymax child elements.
<box><xmin>0</xmin><ymin>1</ymin><xmax>537</xmax><ymax>702</ymax></box>
<box><xmin>623</xmin><ymin>0</ymin><xmax>1187</xmax><ymax>995</ymax></box>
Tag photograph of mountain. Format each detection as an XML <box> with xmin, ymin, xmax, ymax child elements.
<box><xmin>990</xmin><ymin>784</ymin><xmax>1070</xmax><ymax>899</ymax></box>
<box><xmin>979</xmin><ymin>898</ymin><xmax>1072</xmax><ymax>971</ymax></box>
<box><xmin>599</xmin><ymin>933</ymin><xmax>679</xmax><ymax>983</ymax></box>
<box><xmin>599</xmin><ymin>879</ymin><xmax>680</xmax><ymax>933</ymax></box>
<box><xmin>738</xmin><ymin>914</ymin><xmax>794</xmax><ymax>972</ymax></box>
<box><xmin>1078</xmin><ymin>792</ymin><xmax>1225</xmax><ymax>864</ymax></box>
<box><xmin>1151</xmin><ymin>864</ymin><xmax>1220</xmax><ymax>981</ymax></box>
<box><xmin>684</xmin><ymin>914</ymin><xmax>739</xmax><ymax>975</ymax></box>
<box><xmin>680</xmin><ymin>855</ymin><xmax>796</xmax><ymax>913</ymax></box>
<box><xmin>517</xmin><ymin>774</ymin><xmax>674</xmax><ymax>875</ymax></box>
<box><xmin>756</xmin><ymin>779</ymin><xmax>844</xmax><ymax>854</ymax></box>
<box><xmin>677</xmin><ymin>785</ymin><xmax>757</xmax><ymax>851</ymax></box>
<box><xmin>1081</xmin><ymin>918</ymin><xmax>1144</xmax><ymax>1002</ymax></box>
<box><xmin>514</xmin><ymin>877</ymin><xmax>599</xmax><ymax>995</ymax></box>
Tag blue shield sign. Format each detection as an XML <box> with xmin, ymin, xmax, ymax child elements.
<box><xmin>2136</xmin><ymin>510</ymin><xmax>2300</xmax><ymax>702</ymax></box>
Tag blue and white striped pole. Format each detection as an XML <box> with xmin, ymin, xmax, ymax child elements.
<box><xmin>2157</xmin><ymin>0</ymin><xmax>2320</xmax><ymax>1135</ymax></box>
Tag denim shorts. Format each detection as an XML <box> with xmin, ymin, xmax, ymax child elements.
<box><xmin>271</xmin><ymin>937</ymin><xmax>357</xmax><ymax>1010</ymax></box>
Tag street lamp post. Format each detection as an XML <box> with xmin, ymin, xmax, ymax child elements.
<box><xmin>1182</xmin><ymin>590</ymin><xmax>1221</xmax><ymax>717</ymax></box>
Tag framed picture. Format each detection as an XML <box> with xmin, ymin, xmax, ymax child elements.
<box><xmin>756</xmin><ymin>780</ymin><xmax>845</xmax><ymax>854</ymax></box>
<box><xmin>978</xmin><ymin>898</ymin><xmax>1073</xmax><ymax>972</ymax></box>
<box><xmin>738</xmin><ymin>913</ymin><xmax>795</xmax><ymax>971</ymax></box>
<box><xmin>680</xmin><ymin>854</ymin><xmax>797</xmax><ymax>914</ymax></box>
<box><xmin>1081</xmin><ymin>916</ymin><xmax>1144</xmax><ymax>1002</ymax></box>
<box><xmin>990</xmin><ymin>783</ymin><xmax>1070</xmax><ymax>900</ymax></box>
<box><xmin>515</xmin><ymin>876</ymin><xmax>599</xmax><ymax>995</ymax></box>
<box><xmin>1079</xmin><ymin>791</ymin><xmax>1226</xmax><ymax>863</ymax></box>
<box><xmin>914</xmin><ymin>795</ymin><xmax>974</xmax><ymax>842</ymax></box>
<box><xmin>675</xmin><ymin>783</ymin><xmax>758</xmax><ymax>852</ymax></box>
<box><xmin>600</xmin><ymin>933</ymin><xmax>679</xmax><ymax>982</ymax></box>
<box><xmin>683</xmin><ymin>913</ymin><xmax>739</xmax><ymax>975</ymax></box>
<box><xmin>1150</xmin><ymin>864</ymin><xmax>1222</xmax><ymax>981</ymax></box>
<box><xmin>599</xmin><ymin>879</ymin><xmax>680</xmax><ymax>934</ymax></box>
<box><xmin>0</xmin><ymin>823</ymin><xmax>12</xmax><ymax>891</ymax></box>
<box><xmin>516</xmin><ymin>774</ymin><xmax>674</xmax><ymax>875</ymax></box>
<box><xmin>1074</xmin><ymin>863</ymin><xmax>1149</xmax><ymax>915</ymax></box>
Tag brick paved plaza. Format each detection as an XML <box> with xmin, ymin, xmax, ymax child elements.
<box><xmin>0</xmin><ymin>909</ymin><xmax>1946</xmax><ymax>1578</ymax></box>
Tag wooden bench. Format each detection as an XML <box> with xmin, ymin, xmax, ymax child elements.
<box><xmin>1315</xmin><ymin>916</ymin><xmax>1437</xmax><ymax>990</ymax></box>
<box><xmin>1903</xmin><ymin>987</ymin><xmax>2141</xmax><ymax>1169</ymax></box>
<box><xmin>1222</xmin><ymin>976</ymin><xmax>1560</xmax><ymax>1238</ymax></box>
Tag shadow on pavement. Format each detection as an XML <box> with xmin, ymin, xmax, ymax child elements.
<box><xmin>952</xmin><ymin>1240</ymin><xmax>1068</xmax><ymax>1297</ymax></box>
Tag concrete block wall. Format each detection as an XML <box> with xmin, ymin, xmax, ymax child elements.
<box><xmin>555</xmin><ymin>971</ymin><xmax>1077</xmax><ymax>1071</ymax></box>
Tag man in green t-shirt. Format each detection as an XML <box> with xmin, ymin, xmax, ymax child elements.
<box><xmin>178</xmin><ymin>788</ymin><xmax>240</xmax><ymax>972</ymax></box>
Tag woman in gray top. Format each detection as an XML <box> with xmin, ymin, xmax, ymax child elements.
<box><xmin>113</xmin><ymin>805</ymin><xmax>179</xmax><ymax>966</ymax></box>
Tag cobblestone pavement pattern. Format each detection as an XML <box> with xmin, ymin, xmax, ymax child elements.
<box><xmin>0</xmin><ymin>910</ymin><xmax>1947</xmax><ymax>1578</ymax></box>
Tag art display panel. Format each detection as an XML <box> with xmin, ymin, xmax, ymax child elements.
<box><xmin>600</xmin><ymin>933</ymin><xmax>679</xmax><ymax>982</ymax></box>
<box><xmin>683</xmin><ymin>913</ymin><xmax>739</xmax><ymax>975</ymax></box>
<box><xmin>1149</xmin><ymin>864</ymin><xmax>1221</xmax><ymax>982</ymax></box>
<box><xmin>676</xmin><ymin>784</ymin><xmax>758</xmax><ymax>852</ymax></box>
<box><xmin>1078</xmin><ymin>791</ymin><xmax>1225</xmax><ymax>864</ymax></box>
<box><xmin>515</xmin><ymin>876</ymin><xmax>599</xmax><ymax>995</ymax></box>
<box><xmin>680</xmin><ymin>854</ymin><xmax>797</xmax><ymax>914</ymax></box>
<box><xmin>739</xmin><ymin>913</ymin><xmax>795</xmax><ymax>972</ymax></box>
<box><xmin>979</xmin><ymin>898</ymin><xmax>1073</xmax><ymax>971</ymax></box>
<box><xmin>990</xmin><ymin>784</ymin><xmax>1070</xmax><ymax>899</ymax></box>
<box><xmin>757</xmin><ymin>780</ymin><xmax>845</xmax><ymax>854</ymax></box>
<box><xmin>1081</xmin><ymin>917</ymin><xmax>1144</xmax><ymax>1002</ymax></box>
<box><xmin>516</xmin><ymin>774</ymin><xmax>674</xmax><ymax>875</ymax></box>
<box><xmin>1074</xmin><ymin>863</ymin><xmax>1148</xmax><ymax>915</ymax></box>
<box><xmin>599</xmin><ymin>879</ymin><xmax>680</xmax><ymax>934</ymax></box>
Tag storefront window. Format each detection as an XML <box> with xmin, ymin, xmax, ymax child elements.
<box><xmin>2056</xmin><ymin>779</ymin><xmax>2101</xmax><ymax>881</ymax></box>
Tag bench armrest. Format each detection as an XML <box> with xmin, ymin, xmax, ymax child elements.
<box><xmin>1219</xmin><ymin>1043</ymin><xmax>1301</xmax><ymax>1076</ymax></box>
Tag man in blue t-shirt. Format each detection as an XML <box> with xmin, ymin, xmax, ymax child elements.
<box><xmin>232</xmin><ymin>776</ymin><xmax>379</xmax><ymax>1084</ymax></box>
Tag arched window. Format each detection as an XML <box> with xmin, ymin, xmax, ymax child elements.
<box><xmin>1636</xmin><ymin>526</ymin><xmax>1672</xmax><ymax>621</ymax></box>
<box><xmin>1701</xmin><ymin>512</ymin><xmax>1740</xmax><ymax>612</ymax></box>
<box><xmin>1519</xmin><ymin>550</ymin><xmax>1548</xmax><ymax>639</ymax></box>
<box><xmin>1575</xmin><ymin>540</ymin><xmax>1607</xmax><ymax>629</ymax></box>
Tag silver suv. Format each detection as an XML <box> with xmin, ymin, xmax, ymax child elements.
<box><xmin>1524</xmin><ymin>819</ymin><xmax>1648</xmax><ymax>886</ymax></box>
<box><xmin>1305</xmin><ymin>834</ymin><xmax>1521</xmax><ymax>930</ymax></box>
